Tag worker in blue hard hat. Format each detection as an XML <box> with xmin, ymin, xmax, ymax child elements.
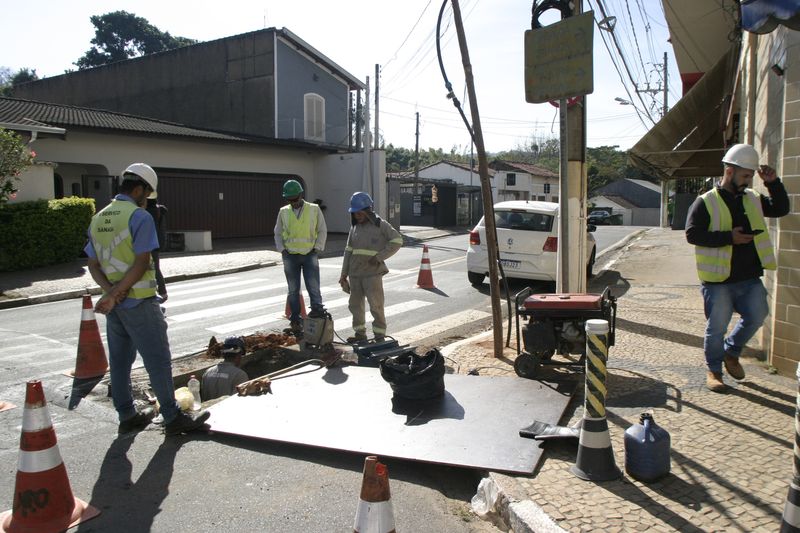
<box><xmin>202</xmin><ymin>336</ymin><xmax>249</xmax><ymax>401</ymax></box>
<box><xmin>274</xmin><ymin>179</ymin><xmax>328</xmax><ymax>334</ymax></box>
<box><xmin>339</xmin><ymin>192</ymin><xmax>403</xmax><ymax>343</ymax></box>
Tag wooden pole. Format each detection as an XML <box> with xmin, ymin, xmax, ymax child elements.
<box><xmin>451</xmin><ymin>0</ymin><xmax>504</xmax><ymax>357</ymax></box>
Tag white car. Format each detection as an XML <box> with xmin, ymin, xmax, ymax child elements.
<box><xmin>466</xmin><ymin>200</ymin><xmax>597</xmax><ymax>285</ymax></box>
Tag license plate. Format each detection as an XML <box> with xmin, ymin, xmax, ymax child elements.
<box><xmin>500</xmin><ymin>259</ymin><xmax>520</xmax><ymax>269</ymax></box>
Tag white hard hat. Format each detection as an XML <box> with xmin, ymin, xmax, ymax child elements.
<box><xmin>721</xmin><ymin>144</ymin><xmax>759</xmax><ymax>171</ymax></box>
<box><xmin>123</xmin><ymin>163</ymin><xmax>158</xmax><ymax>199</ymax></box>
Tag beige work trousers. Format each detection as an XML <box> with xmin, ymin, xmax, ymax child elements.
<box><xmin>348</xmin><ymin>275</ymin><xmax>386</xmax><ymax>337</ymax></box>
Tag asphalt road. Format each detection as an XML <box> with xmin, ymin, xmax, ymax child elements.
<box><xmin>0</xmin><ymin>227</ymin><xmax>639</xmax><ymax>532</ymax></box>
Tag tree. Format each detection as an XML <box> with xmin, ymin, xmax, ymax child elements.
<box><xmin>0</xmin><ymin>128</ymin><xmax>36</xmax><ymax>205</ymax></box>
<box><xmin>75</xmin><ymin>11</ymin><xmax>197</xmax><ymax>70</ymax></box>
<box><xmin>0</xmin><ymin>67</ymin><xmax>39</xmax><ymax>96</ymax></box>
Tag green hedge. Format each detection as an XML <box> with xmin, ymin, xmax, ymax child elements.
<box><xmin>0</xmin><ymin>197</ymin><xmax>95</xmax><ymax>271</ymax></box>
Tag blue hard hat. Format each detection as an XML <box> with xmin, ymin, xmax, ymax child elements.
<box><xmin>221</xmin><ymin>336</ymin><xmax>246</xmax><ymax>356</ymax></box>
<box><xmin>349</xmin><ymin>192</ymin><xmax>373</xmax><ymax>213</ymax></box>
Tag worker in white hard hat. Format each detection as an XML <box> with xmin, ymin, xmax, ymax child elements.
<box><xmin>339</xmin><ymin>192</ymin><xmax>403</xmax><ymax>343</ymax></box>
<box><xmin>685</xmin><ymin>144</ymin><xmax>789</xmax><ymax>392</ymax></box>
<box><xmin>85</xmin><ymin>163</ymin><xmax>210</xmax><ymax>435</ymax></box>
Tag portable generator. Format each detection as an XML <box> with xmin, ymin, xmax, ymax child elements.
<box><xmin>513</xmin><ymin>287</ymin><xmax>616</xmax><ymax>379</ymax></box>
<box><xmin>302</xmin><ymin>312</ymin><xmax>334</xmax><ymax>349</ymax></box>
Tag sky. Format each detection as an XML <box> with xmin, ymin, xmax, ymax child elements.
<box><xmin>0</xmin><ymin>0</ymin><xmax>681</xmax><ymax>154</ymax></box>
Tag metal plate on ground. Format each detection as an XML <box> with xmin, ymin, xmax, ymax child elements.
<box><xmin>207</xmin><ymin>366</ymin><xmax>576</xmax><ymax>474</ymax></box>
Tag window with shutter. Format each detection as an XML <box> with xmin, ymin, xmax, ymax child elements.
<box><xmin>304</xmin><ymin>93</ymin><xmax>325</xmax><ymax>141</ymax></box>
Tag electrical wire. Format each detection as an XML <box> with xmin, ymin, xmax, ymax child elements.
<box><xmin>594</xmin><ymin>0</ymin><xmax>657</xmax><ymax>124</ymax></box>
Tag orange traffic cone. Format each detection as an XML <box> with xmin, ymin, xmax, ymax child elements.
<box><xmin>354</xmin><ymin>456</ymin><xmax>396</xmax><ymax>533</ymax></box>
<box><xmin>284</xmin><ymin>293</ymin><xmax>308</xmax><ymax>320</ymax></box>
<box><xmin>0</xmin><ymin>380</ymin><xmax>100</xmax><ymax>532</ymax></box>
<box><xmin>67</xmin><ymin>294</ymin><xmax>108</xmax><ymax>378</ymax></box>
<box><xmin>0</xmin><ymin>400</ymin><xmax>16</xmax><ymax>413</ymax></box>
<box><xmin>415</xmin><ymin>245</ymin><xmax>435</xmax><ymax>289</ymax></box>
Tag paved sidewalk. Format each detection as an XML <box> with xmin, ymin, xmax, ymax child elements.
<box><xmin>0</xmin><ymin>225</ymin><xmax>465</xmax><ymax>308</ymax></box>
<box><xmin>445</xmin><ymin>227</ymin><xmax>796</xmax><ymax>532</ymax></box>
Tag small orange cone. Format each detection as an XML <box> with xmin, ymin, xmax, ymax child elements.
<box><xmin>284</xmin><ymin>293</ymin><xmax>308</xmax><ymax>320</ymax></box>
<box><xmin>67</xmin><ymin>294</ymin><xmax>108</xmax><ymax>378</ymax></box>
<box><xmin>1</xmin><ymin>380</ymin><xmax>100</xmax><ymax>532</ymax></box>
<box><xmin>354</xmin><ymin>456</ymin><xmax>396</xmax><ymax>533</ymax></box>
<box><xmin>0</xmin><ymin>400</ymin><xmax>16</xmax><ymax>413</ymax></box>
<box><xmin>415</xmin><ymin>245</ymin><xmax>435</xmax><ymax>289</ymax></box>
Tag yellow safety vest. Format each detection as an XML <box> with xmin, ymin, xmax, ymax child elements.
<box><xmin>695</xmin><ymin>188</ymin><xmax>777</xmax><ymax>282</ymax></box>
<box><xmin>280</xmin><ymin>202</ymin><xmax>320</xmax><ymax>254</ymax></box>
<box><xmin>89</xmin><ymin>199</ymin><xmax>157</xmax><ymax>299</ymax></box>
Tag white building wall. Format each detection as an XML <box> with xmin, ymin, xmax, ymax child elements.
<box><xmin>8</xmin><ymin>162</ymin><xmax>55</xmax><ymax>203</ymax></box>
<box><xmin>15</xmin><ymin>130</ymin><xmax>373</xmax><ymax>234</ymax></box>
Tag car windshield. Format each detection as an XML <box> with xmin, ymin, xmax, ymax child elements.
<box><xmin>494</xmin><ymin>209</ymin><xmax>553</xmax><ymax>231</ymax></box>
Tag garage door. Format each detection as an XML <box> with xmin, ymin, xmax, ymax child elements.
<box><xmin>155</xmin><ymin>169</ymin><xmax>300</xmax><ymax>239</ymax></box>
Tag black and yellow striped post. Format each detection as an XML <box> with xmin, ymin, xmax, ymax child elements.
<box><xmin>571</xmin><ymin>319</ymin><xmax>622</xmax><ymax>481</ymax></box>
<box><xmin>780</xmin><ymin>363</ymin><xmax>800</xmax><ymax>532</ymax></box>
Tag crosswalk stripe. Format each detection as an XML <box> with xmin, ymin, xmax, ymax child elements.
<box><xmin>206</xmin><ymin>298</ymin><xmax>434</xmax><ymax>336</ymax></box>
<box><xmin>207</xmin><ymin>295</ymin><xmax>354</xmax><ymax>334</ymax></box>
<box><xmin>165</xmin><ymin>282</ymin><xmax>286</xmax><ymax>308</ymax></box>
<box><xmin>389</xmin><ymin>308</ymin><xmax>491</xmax><ymax>343</ymax></box>
<box><xmin>168</xmin><ymin>285</ymin><xmax>341</xmax><ymax>323</ymax></box>
<box><xmin>166</xmin><ymin>277</ymin><xmax>269</xmax><ymax>297</ymax></box>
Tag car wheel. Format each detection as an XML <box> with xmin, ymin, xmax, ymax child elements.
<box><xmin>468</xmin><ymin>271</ymin><xmax>485</xmax><ymax>285</ymax></box>
<box><xmin>586</xmin><ymin>247</ymin><xmax>596</xmax><ymax>279</ymax></box>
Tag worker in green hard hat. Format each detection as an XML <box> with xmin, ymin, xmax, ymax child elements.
<box><xmin>274</xmin><ymin>179</ymin><xmax>328</xmax><ymax>334</ymax></box>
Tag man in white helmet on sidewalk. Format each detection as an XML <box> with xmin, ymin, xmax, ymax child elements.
<box><xmin>685</xmin><ymin>144</ymin><xmax>789</xmax><ymax>392</ymax></box>
<box><xmin>85</xmin><ymin>163</ymin><xmax>210</xmax><ymax>435</ymax></box>
<box><xmin>339</xmin><ymin>192</ymin><xmax>403</xmax><ymax>343</ymax></box>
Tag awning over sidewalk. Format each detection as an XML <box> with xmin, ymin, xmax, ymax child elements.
<box><xmin>629</xmin><ymin>46</ymin><xmax>739</xmax><ymax>181</ymax></box>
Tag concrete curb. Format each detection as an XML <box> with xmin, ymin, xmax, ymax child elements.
<box><xmin>0</xmin><ymin>260</ymin><xmax>278</xmax><ymax>310</ymax></box>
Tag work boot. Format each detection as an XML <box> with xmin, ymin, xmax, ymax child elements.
<box><xmin>706</xmin><ymin>371</ymin><xmax>726</xmax><ymax>393</ymax></box>
<box><xmin>724</xmin><ymin>355</ymin><xmax>745</xmax><ymax>380</ymax></box>
<box><xmin>164</xmin><ymin>410</ymin><xmax>211</xmax><ymax>436</ymax></box>
<box><xmin>290</xmin><ymin>320</ymin><xmax>303</xmax><ymax>333</ymax></box>
<box><xmin>308</xmin><ymin>306</ymin><xmax>327</xmax><ymax>319</ymax></box>
<box><xmin>119</xmin><ymin>407</ymin><xmax>156</xmax><ymax>434</ymax></box>
<box><xmin>346</xmin><ymin>333</ymin><xmax>368</xmax><ymax>344</ymax></box>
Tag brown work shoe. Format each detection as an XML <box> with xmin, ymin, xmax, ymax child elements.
<box><xmin>706</xmin><ymin>371</ymin><xmax>726</xmax><ymax>393</ymax></box>
<box><xmin>724</xmin><ymin>355</ymin><xmax>745</xmax><ymax>380</ymax></box>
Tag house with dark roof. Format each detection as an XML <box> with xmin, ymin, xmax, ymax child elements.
<box><xmin>5</xmin><ymin>28</ymin><xmax>379</xmax><ymax>240</ymax></box>
<box><xmin>589</xmin><ymin>178</ymin><xmax>663</xmax><ymax>226</ymax></box>
<box><xmin>488</xmin><ymin>160</ymin><xmax>559</xmax><ymax>203</ymax></box>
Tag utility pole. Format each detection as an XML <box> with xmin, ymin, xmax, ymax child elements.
<box><xmin>414</xmin><ymin>112</ymin><xmax>420</xmax><ymax>194</ymax></box>
<box><xmin>375</xmin><ymin>64</ymin><xmax>380</xmax><ymax>149</ymax></box>
<box><xmin>363</xmin><ymin>76</ymin><xmax>372</xmax><ymax>196</ymax></box>
<box><xmin>662</xmin><ymin>52</ymin><xmax>669</xmax><ymax>118</ymax></box>
<box><xmin>660</xmin><ymin>51</ymin><xmax>670</xmax><ymax>227</ymax></box>
<box><xmin>452</xmin><ymin>0</ymin><xmax>504</xmax><ymax>358</ymax></box>
<box><xmin>558</xmin><ymin>1</ymin><xmax>588</xmax><ymax>294</ymax></box>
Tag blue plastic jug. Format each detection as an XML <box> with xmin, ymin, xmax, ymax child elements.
<box><xmin>624</xmin><ymin>412</ymin><xmax>670</xmax><ymax>482</ymax></box>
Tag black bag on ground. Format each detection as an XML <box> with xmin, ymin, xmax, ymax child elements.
<box><xmin>379</xmin><ymin>348</ymin><xmax>445</xmax><ymax>400</ymax></box>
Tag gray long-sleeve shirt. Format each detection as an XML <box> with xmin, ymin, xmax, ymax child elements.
<box><xmin>341</xmin><ymin>213</ymin><xmax>402</xmax><ymax>278</ymax></box>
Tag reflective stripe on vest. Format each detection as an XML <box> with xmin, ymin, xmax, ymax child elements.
<box><xmin>90</xmin><ymin>199</ymin><xmax>157</xmax><ymax>300</ymax></box>
<box><xmin>695</xmin><ymin>188</ymin><xmax>776</xmax><ymax>282</ymax></box>
<box><xmin>281</xmin><ymin>203</ymin><xmax>319</xmax><ymax>254</ymax></box>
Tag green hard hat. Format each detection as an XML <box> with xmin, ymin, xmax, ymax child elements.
<box><xmin>282</xmin><ymin>180</ymin><xmax>304</xmax><ymax>198</ymax></box>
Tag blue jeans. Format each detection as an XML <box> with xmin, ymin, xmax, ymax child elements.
<box><xmin>282</xmin><ymin>250</ymin><xmax>323</xmax><ymax>322</ymax></box>
<box><xmin>106</xmin><ymin>298</ymin><xmax>180</xmax><ymax>424</ymax></box>
<box><xmin>701</xmin><ymin>278</ymin><xmax>769</xmax><ymax>373</ymax></box>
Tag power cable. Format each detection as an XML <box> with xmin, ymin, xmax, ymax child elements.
<box><xmin>587</xmin><ymin>0</ymin><xmax>651</xmax><ymax>129</ymax></box>
<box><xmin>383</xmin><ymin>0</ymin><xmax>434</xmax><ymax>68</ymax></box>
<box><xmin>593</xmin><ymin>0</ymin><xmax>657</xmax><ymax>124</ymax></box>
